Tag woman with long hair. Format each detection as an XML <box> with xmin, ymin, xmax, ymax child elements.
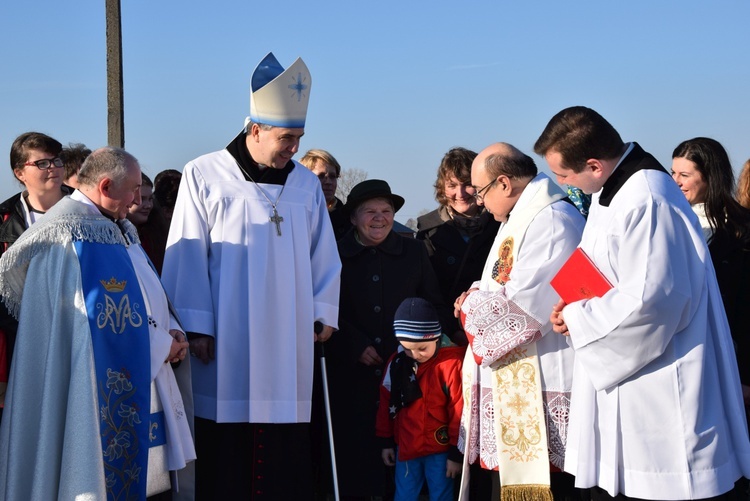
<box><xmin>671</xmin><ymin>137</ymin><xmax>750</xmax><ymax>414</ymax></box>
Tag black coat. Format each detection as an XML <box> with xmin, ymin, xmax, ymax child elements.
<box><xmin>416</xmin><ymin>208</ymin><xmax>500</xmax><ymax>339</ymax></box>
<box><xmin>709</xmin><ymin>229</ymin><xmax>750</xmax><ymax>385</ymax></box>
<box><xmin>327</xmin><ymin>197</ymin><xmax>352</xmax><ymax>241</ymax></box>
<box><xmin>0</xmin><ymin>192</ymin><xmax>28</xmax><ymax>255</ymax></box>
<box><xmin>0</xmin><ymin>192</ymin><xmax>26</xmax><ymax>391</ymax></box>
<box><xmin>325</xmin><ymin>229</ymin><xmax>449</xmax><ymax>497</ymax></box>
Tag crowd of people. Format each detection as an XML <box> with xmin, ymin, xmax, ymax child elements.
<box><xmin>0</xmin><ymin>51</ymin><xmax>748</xmax><ymax>501</ymax></box>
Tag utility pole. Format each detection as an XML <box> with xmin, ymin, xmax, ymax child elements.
<box><xmin>105</xmin><ymin>0</ymin><xmax>124</xmax><ymax>147</ymax></box>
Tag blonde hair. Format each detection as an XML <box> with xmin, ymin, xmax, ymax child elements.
<box><xmin>737</xmin><ymin>158</ymin><xmax>750</xmax><ymax>209</ymax></box>
<box><xmin>299</xmin><ymin>149</ymin><xmax>341</xmax><ymax>176</ymax></box>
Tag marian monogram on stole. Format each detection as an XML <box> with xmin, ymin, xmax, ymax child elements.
<box><xmin>97</xmin><ymin>277</ymin><xmax>143</xmax><ymax>334</ymax></box>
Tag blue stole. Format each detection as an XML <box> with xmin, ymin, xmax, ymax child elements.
<box><xmin>75</xmin><ymin>241</ymin><xmax>151</xmax><ymax>501</ymax></box>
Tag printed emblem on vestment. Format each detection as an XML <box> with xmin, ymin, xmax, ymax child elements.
<box><xmin>492</xmin><ymin>237</ymin><xmax>514</xmax><ymax>285</ymax></box>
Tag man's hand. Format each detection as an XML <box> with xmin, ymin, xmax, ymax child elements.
<box><xmin>381</xmin><ymin>448</ymin><xmax>396</xmax><ymax>466</ymax></box>
<box><xmin>446</xmin><ymin>459</ymin><xmax>461</xmax><ymax>478</ymax></box>
<box><xmin>550</xmin><ymin>299</ymin><xmax>569</xmax><ymax>336</ymax></box>
<box><xmin>359</xmin><ymin>346</ymin><xmax>383</xmax><ymax>366</ymax></box>
<box><xmin>454</xmin><ymin>288</ymin><xmax>478</xmax><ymax>318</ymax></box>
<box><xmin>167</xmin><ymin>329</ymin><xmax>190</xmax><ymax>363</ymax></box>
<box><xmin>188</xmin><ymin>334</ymin><xmax>215</xmax><ymax>364</ymax></box>
<box><xmin>315</xmin><ymin>324</ymin><xmax>334</xmax><ymax>343</ymax></box>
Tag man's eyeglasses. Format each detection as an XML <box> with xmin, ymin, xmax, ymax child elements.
<box><xmin>317</xmin><ymin>173</ymin><xmax>339</xmax><ymax>181</ymax></box>
<box><xmin>23</xmin><ymin>157</ymin><xmax>64</xmax><ymax>170</ymax></box>
<box><xmin>473</xmin><ymin>179</ymin><xmax>496</xmax><ymax>203</ymax></box>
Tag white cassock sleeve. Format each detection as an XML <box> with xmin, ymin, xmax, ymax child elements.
<box><xmin>563</xmin><ymin>198</ymin><xmax>707</xmax><ymax>391</ymax></box>
<box><xmin>162</xmin><ymin>163</ymin><xmax>215</xmax><ymax>337</ymax></box>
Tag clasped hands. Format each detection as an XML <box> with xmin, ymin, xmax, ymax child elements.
<box><xmin>167</xmin><ymin>329</ymin><xmax>190</xmax><ymax>363</ymax></box>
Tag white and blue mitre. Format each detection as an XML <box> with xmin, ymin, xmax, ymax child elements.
<box><xmin>248</xmin><ymin>52</ymin><xmax>311</xmax><ymax>128</ymax></box>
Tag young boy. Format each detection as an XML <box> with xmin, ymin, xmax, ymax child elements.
<box><xmin>376</xmin><ymin>297</ymin><xmax>465</xmax><ymax>501</ymax></box>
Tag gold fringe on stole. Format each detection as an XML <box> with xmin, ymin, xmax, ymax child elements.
<box><xmin>500</xmin><ymin>484</ymin><xmax>554</xmax><ymax>501</ymax></box>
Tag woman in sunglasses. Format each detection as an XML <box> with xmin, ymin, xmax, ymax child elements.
<box><xmin>0</xmin><ymin>131</ymin><xmax>72</xmax><ymax>421</ymax></box>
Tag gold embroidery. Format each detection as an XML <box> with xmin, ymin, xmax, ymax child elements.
<box><xmin>495</xmin><ymin>347</ymin><xmax>545</xmax><ymax>462</ymax></box>
<box><xmin>507</xmin><ymin>393</ymin><xmax>530</xmax><ymax>416</ymax></box>
<box><xmin>100</xmin><ymin>277</ymin><xmax>127</xmax><ymax>292</ymax></box>
<box><xmin>500</xmin><ymin>409</ymin><xmax>544</xmax><ymax>462</ymax></box>
<box><xmin>495</xmin><ymin>348</ymin><xmax>537</xmax><ymax>400</ymax></box>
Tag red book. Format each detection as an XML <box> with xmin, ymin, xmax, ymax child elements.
<box><xmin>550</xmin><ymin>248</ymin><xmax>613</xmax><ymax>303</ymax></box>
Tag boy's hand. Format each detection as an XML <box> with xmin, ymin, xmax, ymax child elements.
<box><xmin>381</xmin><ymin>448</ymin><xmax>396</xmax><ymax>466</ymax></box>
<box><xmin>446</xmin><ymin>458</ymin><xmax>461</xmax><ymax>478</ymax></box>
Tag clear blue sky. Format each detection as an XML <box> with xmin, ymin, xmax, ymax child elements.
<box><xmin>2</xmin><ymin>1</ymin><xmax>749</xmax><ymax>222</ymax></box>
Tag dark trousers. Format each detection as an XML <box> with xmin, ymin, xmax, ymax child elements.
<box><xmin>194</xmin><ymin>418</ymin><xmax>313</xmax><ymax>500</ymax></box>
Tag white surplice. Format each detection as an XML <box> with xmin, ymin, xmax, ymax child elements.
<box><xmin>562</xmin><ymin>147</ymin><xmax>750</xmax><ymax>499</ymax></box>
<box><xmin>162</xmin><ymin>149</ymin><xmax>341</xmax><ymax>424</ymax></box>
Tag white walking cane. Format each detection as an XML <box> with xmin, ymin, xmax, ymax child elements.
<box><xmin>316</xmin><ymin>323</ymin><xmax>340</xmax><ymax>501</ymax></box>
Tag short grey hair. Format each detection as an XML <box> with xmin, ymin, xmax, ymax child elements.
<box><xmin>77</xmin><ymin>147</ymin><xmax>139</xmax><ymax>188</ymax></box>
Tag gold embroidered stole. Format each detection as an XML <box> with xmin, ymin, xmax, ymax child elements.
<box><xmin>485</xmin><ymin>177</ymin><xmax>564</xmax><ymax>500</ymax></box>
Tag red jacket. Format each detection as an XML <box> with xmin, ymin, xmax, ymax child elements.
<box><xmin>375</xmin><ymin>345</ymin><xmax>465</xmax><ymax>461</ymax></box>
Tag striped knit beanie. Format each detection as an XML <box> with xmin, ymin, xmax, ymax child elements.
<box><xmin>393</xmin><ymin>297</ymin><xmax>442</xmax><ymax>341</ymax></box>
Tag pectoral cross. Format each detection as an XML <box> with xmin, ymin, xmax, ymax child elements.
<box><xmin>270</xmin><ymin>208</ymin><xmax>284</xmax><ymax>236</ymax></box>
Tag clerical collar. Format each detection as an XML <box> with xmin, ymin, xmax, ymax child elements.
<box><xmin>598</xmin><ymin>142</ymin><xmax>669</xmax><ymax>207</ymax></box>
<box><xmin>226</xmin><ymin>131</ymin><xmax>294</xmax><ymax>186</ymax></box>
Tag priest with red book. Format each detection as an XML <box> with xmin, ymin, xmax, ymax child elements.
<box><xmin>535</xmin><ymin>106</ymin><xmax>750</xmax><ymax>501</ymax></box>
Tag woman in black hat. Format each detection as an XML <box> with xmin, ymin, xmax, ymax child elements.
<box><xmin>324</xmin><ymin>179</ymin><xmax>451</xmax><ymax>499</ymax></box>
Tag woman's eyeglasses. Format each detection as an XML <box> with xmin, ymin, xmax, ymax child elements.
<box><xmin>23</xmin><ymin>157</ymin><xmax>64</xmax><ymax>170</ymax></box>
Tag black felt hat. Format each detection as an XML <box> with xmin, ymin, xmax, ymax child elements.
<box><xmin>344</xmin><ymin>179</ymin><xmax>405</xmax><ymax>214</ymax></box>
